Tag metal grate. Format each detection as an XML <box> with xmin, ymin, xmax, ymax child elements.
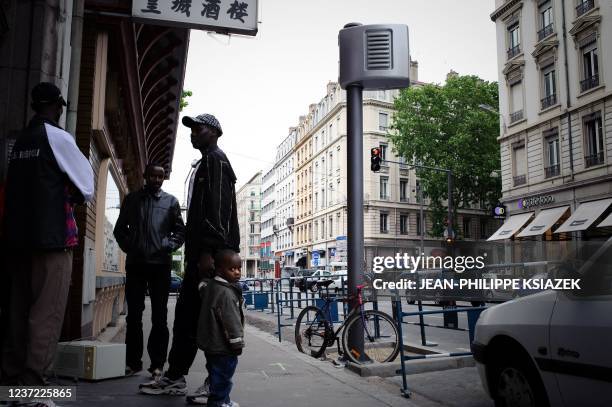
<box><xmin>366</xmin><ymin>30</ymin><xmax>392</xmax><ymax>70</ymax></box>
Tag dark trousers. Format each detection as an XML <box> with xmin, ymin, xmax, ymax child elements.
<box><xmin>125</xmin><ymin>263</ymin><xmax>171</xmax><ymax>371</ymax></box>
<box><xmin>166</xmin><ymin>261</ymin><xmax>201</xmax><ymax>378</ymax></box>
<box><xmin>205</xmin><ymin>353</ymin><xmax>238</xmax><ymax>406</ymax></box>
<box><xmin>1</xmin><ymin>250</ymin><xmax>72</xmax><ymax>385</ymax></box>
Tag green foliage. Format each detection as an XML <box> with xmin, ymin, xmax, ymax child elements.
<box><xmin>390</xmin><ymin>74</ymin><xmax>501</xmax><ymax>237</ymax></box>
<box><xmin>179</xmin><ymin>90</ymin><xmax>193</xmax><ymax>112</ymax></box>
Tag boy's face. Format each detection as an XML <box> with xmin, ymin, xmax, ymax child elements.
<box><xmin>218</xmin><ymin>254</ymin><xmax>242</xmax><ymax>283</ymax></box>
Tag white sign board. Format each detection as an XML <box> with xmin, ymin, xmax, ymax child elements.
<box><xmin>132</xmin><ymin>0</ymin><xmax>258</xmax><ymax>36</ymax></box>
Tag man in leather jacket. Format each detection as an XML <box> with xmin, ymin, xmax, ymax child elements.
<box><xmin>114</xmin><ymin>163</ymin><xmax>185</xmax><ymax>376</ymax></box>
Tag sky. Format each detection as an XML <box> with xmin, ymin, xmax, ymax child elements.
<box><xmin>164</xmin><ymin>0</ymin><xmax>500</xmax><ymax>204</ymax></box>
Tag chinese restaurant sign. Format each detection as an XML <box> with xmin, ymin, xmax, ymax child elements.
<box><xmin>132</xmin><ymin>0</ymin><xmax>258</xmax><ymax>36</ymax></box>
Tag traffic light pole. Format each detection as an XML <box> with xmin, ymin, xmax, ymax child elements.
<box><xmin>346</xmin><ymin>84</ymin><xmax>365</xmax><ymax>360</ymax></box>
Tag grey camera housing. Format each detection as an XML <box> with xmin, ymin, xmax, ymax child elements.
<box><xmin>338</xmin><ymin>23</ymin><xmax>410</xmax><ymax>90</ymax></box>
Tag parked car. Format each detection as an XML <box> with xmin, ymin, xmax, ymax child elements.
<box><xmin>295</xmin><ymin>269</ymin><xmax>334</xmax><ymax>292</ymax></box>
<box><xmin>327</xmin><ymin>270</ymin><xmax>348</xmax><ymax>292</ymax></box>
<box><xmin>472</xmin><ymin>238</ymin><xmax>612</xmax><ymax>407</ymax></box>
<box><xmin>169</xmin><ymin>274</ymin><xmax>183</xmax><ymax>293</ymax></box>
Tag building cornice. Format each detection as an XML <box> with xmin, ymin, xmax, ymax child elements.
<box><xmin>490</xmin><ymin>0</ymin><xmax>522</xmax><ymax>22</ymax></box>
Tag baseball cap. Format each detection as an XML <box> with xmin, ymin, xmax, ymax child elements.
<box><xmin>182</xmin><ymin>113</ymin><xmax>223</xmax><ymax>136</ymax></box>
<box><xmin>31</xmin><ymin>82</ymin><xmax>67</xmax><ymax>106</ymax></box>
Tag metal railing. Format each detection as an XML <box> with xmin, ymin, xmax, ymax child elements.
<box><xmin>576</xmin><ymin>0</ymin><xmax>594</xmax><ymax>17</ymax></box>
<box><xmin>541</xmin><ymin>93</ymin><xmax>557</xmax><ymax>110</ymax></box>
<box><xmin>537</xmin><ymin>23</ymin><xmax>554</xmax><ymax>41</ymax></box>
<box><xmin>507</xmin><ymin>44</ymin><xmax>521</xmax><ymax>59</ymax></box>
<box><xmin>513</xmin><ymin>174</ymin><xmax>527</xmax><ymax>186</ymax></box>
<box><xmin>544</xmin><ymin>163</ymin><xmax>560</xmax><ymax>178</ymax></box>
<box><xmin>580</xmin><ymin>74</ymin><xmax>599</xmax><ymax>92</ymax></box>
<box><xmin>585</xmin><ymin>151</ymin><xmax>604</xmax><ymax>167</ymax></box>
<box><xmin>510</xmin><ymin>109</ymin><xmax>524</xmax><ymax>123</ymax></box>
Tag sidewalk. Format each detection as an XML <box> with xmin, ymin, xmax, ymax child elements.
<box><xmin>53</xmin><ymin>297</ymin><xmax>432</xmax><ymax>407</ymax></box>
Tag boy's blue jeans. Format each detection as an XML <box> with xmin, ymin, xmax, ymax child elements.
<box><xmin>205</xmin><ymin>353</ymin><xmax>238</xmax><ymax>406</ymax></box>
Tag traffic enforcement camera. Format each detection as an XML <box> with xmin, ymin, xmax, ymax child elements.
<box><xmin>371</xmin><ymin>147</ymin><xmax>382</xmax><ymax>172</ymax></box>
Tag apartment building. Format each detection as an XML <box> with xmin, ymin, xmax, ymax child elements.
<box><xmin>260</xmin><ymin>166</ymin><xmax>276</xmax><ymax>277</ymax></box>
<box><xmin>489</xmin><ymin>0</ymin><xmax>612</xmax><ymax>248</ymax></box>
<box><xmin>274</xmin><ymin>128</ymin><xmax>297</xmax><ymax>268</ymax></box>
<box><xmin>237</xmin><ymin>172</ymin><xmax>262</xmax><ymax>277</ymax></box>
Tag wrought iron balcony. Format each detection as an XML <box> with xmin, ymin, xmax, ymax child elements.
<box><xmin>576</xmin><ymin>0</ymin><xmax>594</xmax><ymax>17</ymax></box>
<box><xmin>544</xmin><ymin>164</ymin><xmax>560</xmax><ymax>178</ymax></box>
<box><xmin>585</xmin><ymin>151</ymin><xmax>604</xmax><ymax>167</ymax></box>
<box><xmin>400</xmin><ymin>197</ymin><xmax>409</xmax><ymax>203</ymax></box>
<box><xmin>510</xmin><ymin>110</ymin><xmax>524</xmax><ymax>123</ymax></box>
<box><xmin>507</xmin><ymin>44</ymin><xmax>521</xmax><ymax>59</ymax></box>
<box><xmin>513</xmin><ymin>174</ymin><xmax>527</xmax><ymax>186</ymax></box>
<box><xmin>541</xmin><ymin>94</ymin><xmax>557</xmax><ymax>110</ymax></box>
<box><xmin>537</xmin><ymin>24</ymin><xmax>554</xmax><ymax>41</ymax></box>
<box><xmin>580</xmin><ymin>74</ymin><xmax>599</xmax><ymax>92</ymax></box>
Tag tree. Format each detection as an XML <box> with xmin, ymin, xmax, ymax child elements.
<box><xmin>179</xmin><ymin>90</ymin><xmax>192</xmax><ymax>112</ymax></box>
<box><xmin>390</xmin><ymin>74</ymin><xmax>501</xmax><ymax>237</ymax></box>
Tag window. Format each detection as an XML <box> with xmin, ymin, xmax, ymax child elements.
<box><xmin>463</xmin><ymin>218</ymin><xmax>472</xmax><ymax>239</ymax></box>
<box><xmin>380</xmin><ymin>212</ymin><xmax>389</xmax><ymax>233</ymax></box>
<box><xmin>480</xmin><ymin>220</ymin><xmax>488</xmax><ymax>239</ymax></box>
<box><xmin>380</xmin><ymin>176</ymin><xmax>389</xmax><ymax>200</ymax></box>
<box><xmin>321</xmin><ymin>219</ymin><xmax>325</xmax><ymax>239</ymax></box>
<box><xmin>379</xmin><ymin>143</ymin><xmax>388</xmax><ymax>162</ymax></box>
<box><xmin>416</xmin><ymin>214</ymin><xmax>422</xmax><ymax>236</ymax></box>
<box><xmin>329</xmin><ymin>216</ymin><xmax>334</xmax><ymax>237</ymax></box>
<box><xmin>541</xmin><ymin>66</ymin><xmax>557</xmax><ymax>109</ymax></box>
<box><xmin>379</xmin><ymin>112</ymin><xmax>389</xmax><ymax>131</ymax></box>
<box><xmin>510</xmin><ymin>82</ymin><xmax>524</xmax><ymax>123</ymax></box>
<box><xmin>576</xmin><ymin>0</ymin><xmax>595</xmax><ymax>17</ymax></box>
<box><xmin>581</xmin><ymin>42</ymin><xmax>599</xmax><ymax>92</ymax></box>
<box><xmin>400</xmin><ymin>178</ymin><xmax>408</xmax><ymax>202</ymax></box>
<box><xmin>415</xmin><ymin>180</ymin><xmax>423</xmax><ymax>203</ymax></box>
<box><xmin>507</xmin><ymin>23</ymin><xmax>521</xmax><ymax>59</ymax></box>
<box><xmin>545</xmin><ymin>131</ymin><xmax>560</xmax><ymax>178</ymax></box>
<box><xmin>513</xmin><ymin>144</ymin><xmax>526</xmax><ymax>186</ymax></box>
<box><xmin>538</xmin><ymin>1</ymin><xmax>554</xmax><ymax>41</ymax></box>
<box><xmin>399</xmin><ymin>214</ymin><xmax>409</xmax><ymax>234</ymax></box>
<box><xmin>584</xmin><ymin>114</ymin><xmax>604</xmax><ymax>167</ymax></box>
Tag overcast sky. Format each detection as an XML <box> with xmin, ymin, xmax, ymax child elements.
<box><xmin>164</xmin><ymin>0</ymin><xmax>499</xmax><ymax>203</ymax></box>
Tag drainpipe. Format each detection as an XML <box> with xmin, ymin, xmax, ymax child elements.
<box><xmin>65</xmin><ymin>0</ymin><xmax>84</xmax><ymax>136</ymax></box>
<box><xmin>561</xmin><ymin>0</ymin><xmax>574</xmax><ymax>180</ymax></box>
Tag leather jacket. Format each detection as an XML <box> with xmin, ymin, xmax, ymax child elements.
<box><xmin>114</xmin><ymin>188</ymin><xmax>185</xmax><ymax>265</ymax></box>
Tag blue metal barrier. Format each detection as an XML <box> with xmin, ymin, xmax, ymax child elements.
<box><xmin>393</xmin><ymin>300</ymin><xmax>486</xmax><ymax>398</ymax></box>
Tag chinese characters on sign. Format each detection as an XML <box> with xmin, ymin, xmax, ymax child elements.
<box><xmin>133</xmin><ymin>0</ymin><xmax>257</xmax><ymax>36</ymax></box>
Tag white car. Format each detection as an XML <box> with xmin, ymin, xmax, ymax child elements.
<box><xmin>327</xmin><ymin>270</ymin><xmax>348</xmax><ymax>292</ymax></box>
<box><xmin>472</xmin><ymin>238</ymin><xmax>612</xmax><ymax>407</ymax></box>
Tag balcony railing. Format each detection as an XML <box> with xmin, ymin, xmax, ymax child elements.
<box><xmin>544</xmin><ymin>164</ymin><xmax>560</xmax><ymax>178</ymax></box>
<box><xmin>580</xmin><ymin>74</ymin><xmax>599</xmax><ymax>92</ymax></box>
<box><xmin>576</xmin><ymin>0</ymin><xmax>594</xmax><ymax>17</ymax></box>
<box><xmin>537</xmin><ymin>24</ymin><xmax>554</xmax><ymax>41</ymax></box>
<box><xmin>400</xmin><ymin>197</ymin><xmax>409</xmax><ymax>203</ymax></box>
<box><xmin>541</xmin><ymin>94</ymin><xmax>557</xmax><ymax>110</ymax></box>
<box><xmin>513</xmin><ymin>174</ymin><xmax>527</xmax><ymax>186</ymax></box>
<box><xmin>507</xmin><ymin>44</ymin><xmax>521</xmax><ymax>59</ymax></box>
<box><xmin>510</xmin><ymin>110</ymin><xmax>524</xmax><ymax>123</ymax></box>
<box><xmin>585</xmin><ymin>151</ymin><xmax>604</xmax><ymax>167</ymax></box>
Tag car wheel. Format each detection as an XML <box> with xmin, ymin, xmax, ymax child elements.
<box><xmin>491</xmin><ymin>355</ymin><xmax>549</xmax><ymax>407</ymax></box>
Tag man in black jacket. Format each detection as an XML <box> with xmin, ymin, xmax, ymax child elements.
<box><xmin>140</xmin><ymin>114</ymin><xmax>240</xmax><ymax>398</ymax></box>
<box><xmin>1</xmin><ymin>82</ymin><xmax>94</xmax><ymax>385</ymax></box>
<box><xmin>114</xmin><ymin>163</ymin><xmax>185</xmax><ymax>376</ymax></box>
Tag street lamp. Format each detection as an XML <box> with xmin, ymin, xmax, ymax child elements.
<box><xmin>479</xmin><ymin>103</ymin><xmax>506</xmax><ymax>133</ymax></box>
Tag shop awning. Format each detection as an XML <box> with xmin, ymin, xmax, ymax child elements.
<box><xmin>516</xmin><ymin>206</ymin><xmax>570</xmax><ymax>237</ymax></box>
<box><xmin>555</xmin><ymin>198</ymin><xmax>612</xmax><ymax>233</ymax></box>
<box><xmin>487</xmin><ymin>212</ymin><xmax>534</xmax><ymax>241</ymax></box>
<box><xmin>597</xmin><ymin>213</ymin><xmax>612</xmax><ymax>228</ymax></box>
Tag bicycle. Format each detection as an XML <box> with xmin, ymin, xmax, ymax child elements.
<box><xmin>294</xmin><ymin>284</ymin><xmax>400</xmax><ymax>364</ymax></box>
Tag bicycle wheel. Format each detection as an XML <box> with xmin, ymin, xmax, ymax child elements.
<box><xmin>295</xmin><ymin>306</ymin><xmax>330</xmax><ymax>358</ymax></box>
<box><xmin>341</xmin><ymin>310</ymin><xmax>400</xmax><ymax>364</ymax></box>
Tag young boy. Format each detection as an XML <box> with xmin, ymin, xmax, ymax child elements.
<box><xmin>196</xmin><ymin>249</ymin><xmax>244</xmax><ymax>407</ymax></box>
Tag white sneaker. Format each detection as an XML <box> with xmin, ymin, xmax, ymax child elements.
<box><xmin>220</xmin><ymin>401</ymin><xmax>240</xmax><ymax>407</ymax></box>
<box><xmin>186</xmin><ymin>377</ymin><xmax>210</xmax><ymax>404</ymax></box>
<box><xmin>139</xmin><ymin>375</ymin><xmax>187</xmax><ymax>395</ymax></box>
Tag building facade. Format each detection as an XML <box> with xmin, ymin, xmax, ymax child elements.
<box><xmin>274</xmin><ymin>128</ymin><xmax>296</xmax><ymax>269</ymax></box>
<box><xmin>237</xmin><ymin>171</ymin><xmax>262</xmax><ymax>277</ymax></box>
<box><xmin>260</xmin><ymin>165</ymin><xmax>276</xmax><ymax>277</ymax></box>
<box><xmin>490</xmin><ymin>0</ymin><xmax>612</xmax><ymax>252</ymax></box>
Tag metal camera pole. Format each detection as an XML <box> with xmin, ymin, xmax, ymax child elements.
<box><xmin>346</xmin><ymin>82</ymin><xmax>365</xmax><ymax>359</ymax></box>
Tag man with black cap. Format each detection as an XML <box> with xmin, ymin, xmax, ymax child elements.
<box><xmin>140</xmin><ymin>114</ymin><xmax>240</xmax><ymax>402</ymax></box>
<box><xmin>1</xmin><ymin>82</ymin><xmax>94</xmax><ymax>385</ymax></box>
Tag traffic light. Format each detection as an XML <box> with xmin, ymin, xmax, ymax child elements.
<box><xmin>370</xmin><ymin>147</ymin><xmax>382</xmax><ymax>172</ymax></box>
